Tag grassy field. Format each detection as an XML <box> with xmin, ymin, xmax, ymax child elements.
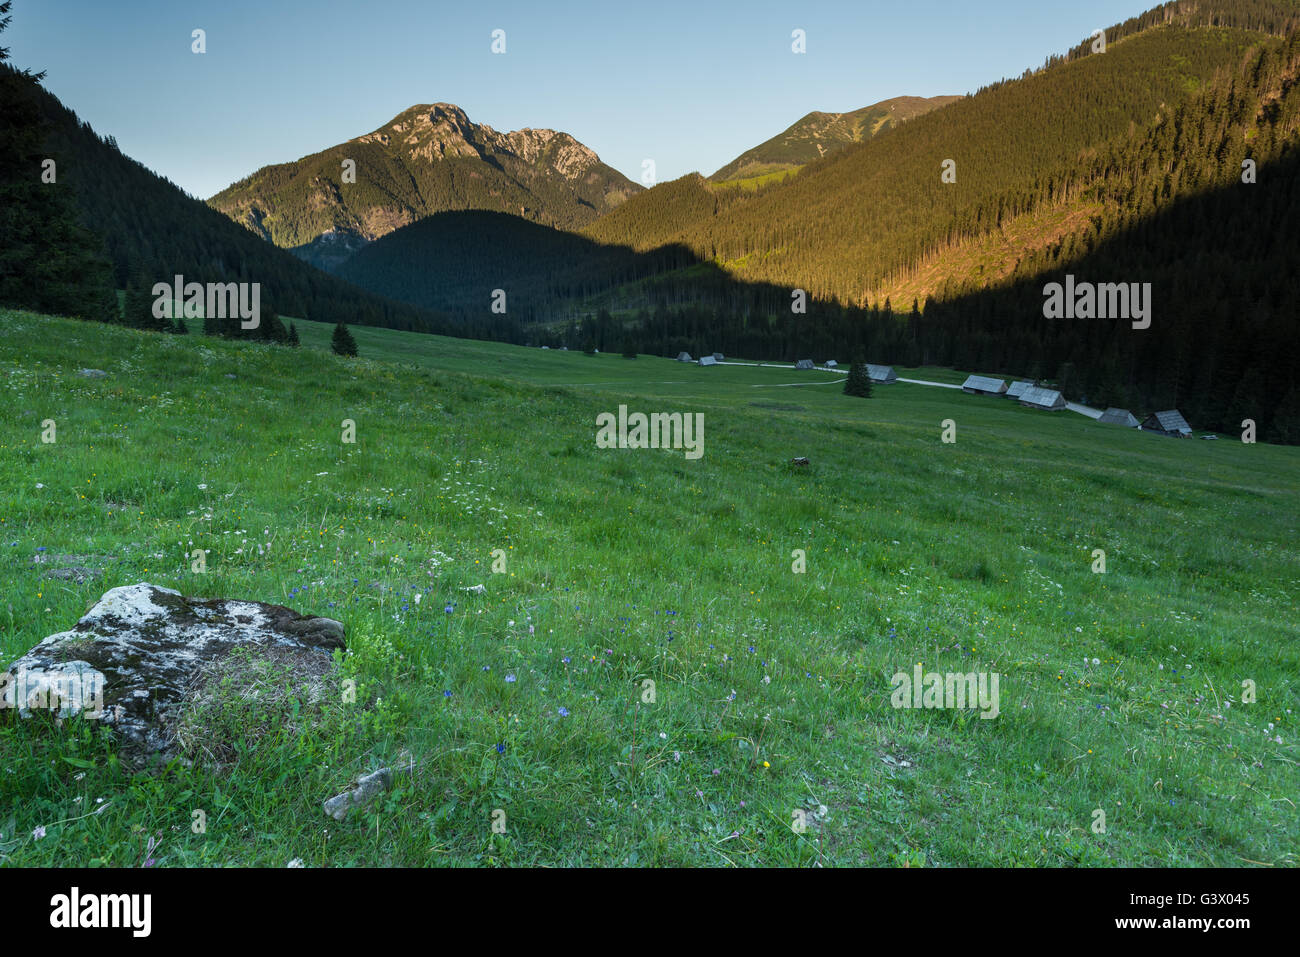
<box><xmin>1</xmin><ymin>309</ymin><xmax>1297</xmax><ymax>867</ymax></box>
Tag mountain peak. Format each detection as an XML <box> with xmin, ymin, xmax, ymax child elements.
<box><xmin>210</xmin><ymin>103</ymin><xmax>640</xmax><ymax>269</ymax></box>
<box><xmin>355</xmin><ymin>102</ymin><xmax>599</xmax><ymax>174</ymax></box>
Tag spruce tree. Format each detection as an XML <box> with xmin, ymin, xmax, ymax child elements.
<box><xmin>331</xmin><ymin>321</ymin><xmax>358</xmax><ymax>357</ymax></box>
<box><xmin>267</xmin><ymin>310</ymin><xmax>288</xmax><ymax>342</ymax></box>
<box><xmin>122</xmin><ymin>279</ymin><xmax>154</xmax><ymax>329</ymax></box>
<box><xmin>288</xmin><ymin>322</ymin><xmax>300</xmax><ymax>347</ymax></box>
<box><xmin>844</xmin><ymin>358</ymin><xmax>873</xmax><ymax>398</ymax></box>
<box><xmin>255</xmin><ymin>308</ymin><xmax>283</xmax><ymax>341</ymax></box>
<box><xmin>1266</xmin><ymin>389</ymin><xmax>1300</xmax><ymax>444</ymax></box>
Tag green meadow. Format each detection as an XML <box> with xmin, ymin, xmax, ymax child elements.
<box><xmin>1</xmin><ymin>309</ymin><xmax>1296</xmax><ymax>867</ymax></box>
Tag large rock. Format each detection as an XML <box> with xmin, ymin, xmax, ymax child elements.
<box><xmin>1</xmin><ymin>583</ymin><xmax>345</xmax><ymax>767</ymax></box>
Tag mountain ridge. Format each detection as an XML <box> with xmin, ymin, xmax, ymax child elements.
<box><xmin>209</xmin><ymin>103</ymin><xmax>640</xmax><ymax>272</ymax></box>
<box><xmin>709</xmin><ymin>94</ymin><xmax>963</xmax><ymax>181</ymax></box>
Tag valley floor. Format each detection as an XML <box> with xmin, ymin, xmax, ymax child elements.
<box><xmin>1</xmin><ymin>311</ymin><xmax>1296</xmax><ymax>867</ymax></box>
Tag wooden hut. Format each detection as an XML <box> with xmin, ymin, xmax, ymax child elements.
<box><xmin>1019</xmin><ymin>386</ymin><xmax>1068</xmax><ymax>411</ymax></box>
<box><xmin>1098</xmin><ymin>408</ymin><xmax>1140</xmax><ymax>427</ymax></box>
<box><xmin>961</xmin><ymin>375</ymin><xmax>1008</xmax><ymax>395</ymax></box>
<box><xmin>1141</xmin><ymin>410</ymin><xmax>1193</xmax><ymax>437</ymax></box>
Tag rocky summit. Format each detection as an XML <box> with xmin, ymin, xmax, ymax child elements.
<box><xmin>1</xmin><ymin>583</ymin><xmax>344</xmax><ymax>768</ymax></box>
<box><xmin>208</xmin><ymin>101</ymin><xmax>640</xmax><ymax>272</ymax></box>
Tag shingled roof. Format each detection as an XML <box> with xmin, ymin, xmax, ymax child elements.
<box><xmin>866</xmin><ymin>364</ymin><xmax>897</xmax><ymax>383</ymax></box>
<box><xmin>1098</xmin><ymin>408</ymin><xmax>1140</xmax><ymax>427</ymax></box>
<box><xmin>1142</xmin><ymin>410</ymin><xmax>1193</xmax><ymax>436</ymax></box>
<box><xmin>1005</xmin><ymin>381</ymin><xmax>1034</xmax><ymax>399</ymax></box>
<box><xmin>961</xmin><ymin>375</ymin><xmax>1007</xmax><ymax>394</ymax></box>
<box><xmin>1020</xmin><ymin>386</ymin><xmax>1067</xmax><ymax>410</ymax></box>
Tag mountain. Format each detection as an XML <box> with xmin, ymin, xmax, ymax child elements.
<box><xmin>582</xmin><ymin>5</ymin><xmax>1294</xmax><ymax>302</ymax></box>
<box><xmin>208</xmin><ymin>103</ymin><xmax>641</xmax><ymax>271</ymax></box>
<box><xmin>709</xmin><ymin>95</ymin><xmax>962</xmax><ymax>182</ymax></box>
<box><xmin>7</xmin><ymin>64</ymin><xmax>453</xmax><ymax>334</ymax></box>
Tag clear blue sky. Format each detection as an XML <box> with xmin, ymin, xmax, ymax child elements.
<box><xmin>8</xmin><ymin>0</ymin><xmax>1147</xmax><ymax>198</ymax></box>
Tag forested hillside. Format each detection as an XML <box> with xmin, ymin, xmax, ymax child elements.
<box><xmin>0</xmin><ymin>8</ymin><xmax>115</xmax><ymax>323</ymax></box>
<box><xmin>921</xmin><ymin>32</ymin><xmax>1300</xmax><ymax>442</ymax></box>
<box><xmin>623</xmin><ymin>29</ymin><xmax>1300</xmax><ymax>441</ymax></box>
<box><xmin>338</xmin><ymin>211</ymin><xmax>706</xmax><ymax>320</ymax></box>
<box><xmin>584</xmin><ymin>8</ymin><xmax>1291</xmax><ymax>303</ymax></box>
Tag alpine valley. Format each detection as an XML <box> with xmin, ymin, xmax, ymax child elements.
<box><xmin>2</xmin><ymin>0</ymin><xmax>1299</xmax><ymax>877</ymax></box>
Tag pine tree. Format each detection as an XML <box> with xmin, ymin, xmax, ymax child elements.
<box><xmin>122</xmin><ymin>279</ymin><xmax>154</xmax><ymax>329</ymax></box>
<box><xmin>331</xmin><ymin>321</ymin><xmax>358</xmax><ymax>357</ymax></box>
<box><xmin>844</xmin><ymin>358</ymin><xmax>873</xmax><ymax>398</ymax></box>
<box><xmin>257</xmin><ymin>308</ymin><xmax>287</xmax><ymax>342</ymax></box>
<box><xmin>173</xmin><ymin>316</ymin><xmax>188</xmax><ymax>334</ymax></box>
<box><xmin>288</xmin><ymin>322</ymin><xmax>300</xmax><ymax>347</ymax></box>
<box><xmin>1266</xmin><ymin>389</ymin><xmax>1300</xmax><ymax>444</ymax></box>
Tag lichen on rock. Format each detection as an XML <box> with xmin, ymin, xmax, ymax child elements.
<box><xmin>2</xmin><ymin>582</ymin><xmax>346</xmax><ymax>769</ymax></box>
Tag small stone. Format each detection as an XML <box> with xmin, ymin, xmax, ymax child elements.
<box><xmin>323</xmin><ymin>754</ymin><xmax>415</xmax><ymax>821</ymax></box>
